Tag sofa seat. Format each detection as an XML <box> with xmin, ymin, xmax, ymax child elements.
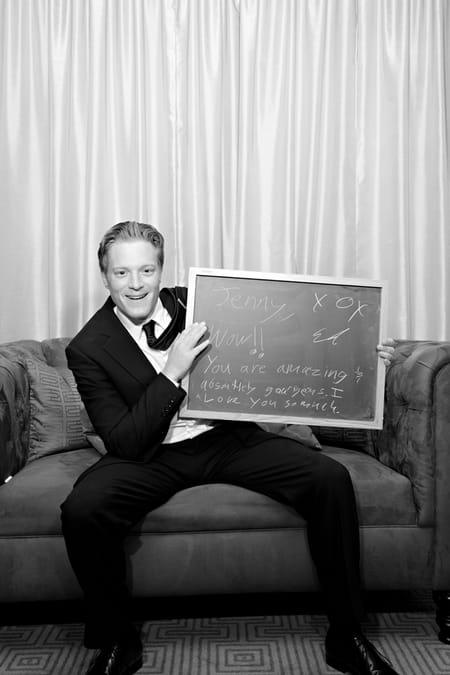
<box><xmin>0</xmin><ymin>445</ymin><xmax>416</xmax><ymax>538</ymax></box>
<box><xmin>0</xmin><ymin>448</ymin><xmax>97</xmax><ymax>536</ymax></box>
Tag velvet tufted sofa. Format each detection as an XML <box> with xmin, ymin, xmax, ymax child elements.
<box><xmin>0</xmin><ymin>337</ymin><xmax>449</xmax><ymax>642</ymax></box>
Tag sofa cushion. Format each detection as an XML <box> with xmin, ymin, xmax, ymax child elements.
<box><xmin>40</xmin><ymin>337</ymin><xmax>72</xmax><ymax>367</ymax></box>
<box><xmin>25</xmin><ymin>358</ymin><xmax>87</xmax><ymax>463</ymax></box>
<box><xmin>136</xmin><ymin>447</ymin><xmax>416</xmax><ymax>532</ymax></box>
<box><xmin>324</xmin><ymin>446</ymin><xmax>416</xmax><ymax>526</ymax></box>
<box><xmin>0</xmin><ymin>447</ymin><xmax>416</xmax><ymax>538</ymax></box>
<box><xmin>0</xmin><ymin>448</ymin><xmax>99</xmax><ymax>535</ymax></box>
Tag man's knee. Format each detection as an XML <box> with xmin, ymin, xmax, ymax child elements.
<box><xmin>312</xmin><ymin>454</ymin><xmax>354</xmax><ymax>495</ymax></box>
<box><xmin>60</xmin><ymin>486</ymin><xmax>106</xmax><ymax>535</ymax></box>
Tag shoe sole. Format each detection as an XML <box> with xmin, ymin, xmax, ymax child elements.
<box><xmin>326</xmin><ymin>647</ymin><xmax>396</xmax><ymax>674</ymax></box>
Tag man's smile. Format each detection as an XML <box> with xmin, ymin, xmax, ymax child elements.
<box><xmin>127</xmin><ymin>293</ymin><xmax>148</xmax><ymax>300</ymax></box>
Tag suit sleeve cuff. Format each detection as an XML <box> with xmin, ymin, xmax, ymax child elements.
<box><xmin>161</xmin><ymin>372</ymin><xmax>180</xmax><ymax>388</ymax></box>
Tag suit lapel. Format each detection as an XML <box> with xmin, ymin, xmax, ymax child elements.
<box><xmin>98</xmin><ymin>298</ymin><xmax>156</xmax><ymax>385</ymax></box>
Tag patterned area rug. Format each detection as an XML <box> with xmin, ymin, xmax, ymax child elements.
<box><xmin>1</xmin><ymin>595</ymin><xmax>450</xmax><ymax>674</ymax></box>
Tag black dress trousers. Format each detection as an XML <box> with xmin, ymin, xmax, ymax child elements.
<box><xmin>61</xmin><ymin>423</ymin><xmax>363</xmax><ymax>648</ymax></box>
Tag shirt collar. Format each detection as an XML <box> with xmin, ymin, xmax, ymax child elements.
<box><xmin>114</xmin><ymin>298</ymin><xmax>169</xmax><ymax>340</ymax></box>
<box><xmin>150</xmin><ymin>298</ymin><xmax>170</xmax><ymax>329</ymax></box>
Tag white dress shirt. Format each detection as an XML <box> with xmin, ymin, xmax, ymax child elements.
<box><xmin>114</xmin><ymin>300</ymin><xmax>215</xmax><ymax>444</ymax></box>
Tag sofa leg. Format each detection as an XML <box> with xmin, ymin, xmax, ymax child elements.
<box><xmin>433</xmin><ymin>590</ymin><xmax>450</xmax><ymax>644</ymax></box>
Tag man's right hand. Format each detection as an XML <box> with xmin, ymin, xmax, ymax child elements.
<box><xmin>162</xmin><ymin>321</ymin><xmax>209</xmax><ymax>383</ymax></box>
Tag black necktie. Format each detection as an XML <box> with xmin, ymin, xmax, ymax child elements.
<box><xmin>143</xmin><ymin>319</ymin><xmax>158</xmax><ymax>348</ymax></box>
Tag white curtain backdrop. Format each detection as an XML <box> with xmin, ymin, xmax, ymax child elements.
<box><xmin>0</xmin><ymin>0</ymin><xmax>449</xmax><ymax>342</ymax></box>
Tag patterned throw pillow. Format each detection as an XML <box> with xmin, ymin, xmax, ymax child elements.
<box><xmin>258</xmin><ymin>422</ymin><xmax>322</xmax><ymax>450</ymax></box>
<box><xmin>25</xmin><ymin>359</ymin><xmax>87</xmax><ymax>462</ymax></box>
<box><xmin>85</xmin><ymin>432</ymin><xmax>107</xmax><ymax>456</ymax></box>
<box><xmin>79</xmin><ymin>405</ymin><xmax>107</xmax><ymax>455</ymax></box>
<box><xmin>312</xmin><ymin>425</ymin><xmax>377</xmax><ymax>457</ymax></box>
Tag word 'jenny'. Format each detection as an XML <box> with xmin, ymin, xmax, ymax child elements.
<box><xmin>210</xmin><ymin>285</ymin><xmax>370</xmax><ymax>326</ymax></box>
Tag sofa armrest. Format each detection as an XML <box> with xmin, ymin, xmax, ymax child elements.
<box><xmin>0</xmin><ymin>356</ymin><xmax>30</xmax><ymax>483</ymax></box>
<box><xmin>378</xmin><ymin>341</ymin><xmax>450</xmax><ymax>543</ymax></box>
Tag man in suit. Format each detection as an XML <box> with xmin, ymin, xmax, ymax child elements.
<box><xmin>61</xmin><ymin>220</ymin><xmax>398</xmax><ymax>675</ymax></box>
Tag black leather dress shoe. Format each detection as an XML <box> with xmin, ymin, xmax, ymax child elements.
<box><xmin>325</xmin><ymin>631</ymin><xmax>399</xmax><ymax>674</ymax></box>
<box><xmin>86</xmin><ymin>633</ymin><xmax>143</xmax><ymax>675</ymax></box>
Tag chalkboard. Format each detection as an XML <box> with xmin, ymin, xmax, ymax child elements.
<box><xmin>180</xmin><ymin>268</ymin><xmax>387</xmax><ymax>428</ymax></box>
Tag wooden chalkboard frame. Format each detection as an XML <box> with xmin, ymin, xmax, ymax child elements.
<box><xmin>180</xmin><ymin>268</ymin><xmax>387</xmax><ymax>429</ymax></box>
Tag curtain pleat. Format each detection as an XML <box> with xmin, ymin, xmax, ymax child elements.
<box><xmin>0</xmin><ymin>0</ymin><xmax>448</xmax><ymax>341</ymax></box>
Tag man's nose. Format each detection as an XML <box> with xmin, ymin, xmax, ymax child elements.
<box><xmin>128</xmin><ymin>272</ymin><xmax>144</xmax><ymax>289</ymax></box>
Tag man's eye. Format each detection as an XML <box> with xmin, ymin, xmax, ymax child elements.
<box><xmin>115</xmin><ymin>270</ymin><xmax>127</xmax><ymax>277</ymax></box>
<box><xmin>143</xmin><ymin>268</ymin><xmax>154</xmax><ymax>274</ymax></box>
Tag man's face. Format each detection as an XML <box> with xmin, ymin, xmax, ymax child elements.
<box><xmin>102</xmin><ymin>240</ymin><xmax>163</xmax><ymax>325</ymax></box>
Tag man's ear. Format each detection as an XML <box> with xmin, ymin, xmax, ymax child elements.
<box><xmin>101</xmin><ymin>272</ymin><xmax>109</xmax><ymax>289</ymax></box>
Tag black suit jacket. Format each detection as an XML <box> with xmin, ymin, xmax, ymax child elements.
<box><xmin>66</xmin><ymin>287</ymin><xmax>189</xmax><ymax>462</ymax></box>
